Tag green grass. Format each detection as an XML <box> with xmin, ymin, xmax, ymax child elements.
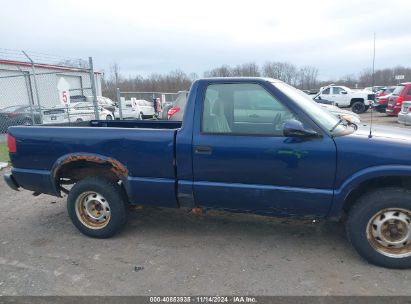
<box><xmin>0</xmin><ymin>142</ymin><xmax>9</xmax><ymax>163</ymax></box>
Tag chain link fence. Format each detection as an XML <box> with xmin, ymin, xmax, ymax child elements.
<box><xmin>0</xmin><ymin>50</ymin><xmax>102</xmax><ymax>138</ymax></box>
<box><xmin>0</xmin><ymin>49</ymin><xmax>190</xmax><ymax>143</ymax></box>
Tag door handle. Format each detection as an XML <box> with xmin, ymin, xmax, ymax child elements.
<box><xmin>194</xmin><ymin>145</ymin><xmax>212</xmax><ymax>155</ymax></box>
<box><xmin>248</xmin><ymin>114</ymin><xmax>259</xmax><ymax>118</ymax></box>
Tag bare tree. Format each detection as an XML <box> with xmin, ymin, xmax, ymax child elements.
<box><xmin>204</xmin><ymin>65</ymin><xmax>232</xmax><ymax>77</ymax></box>
<box><xmin>262</xmin><ymin>61</ymin><xmax>298</xmax><ymax>85</ymax></box>
<box><xmin>298</xmin><ymin>66</ymin><xmax>318</xmax><ymax>90</ymax></box>
<box><xmin>102</xmin><ymin>60</ymin><xmax>411</xmax><ymax>100</ymax></box>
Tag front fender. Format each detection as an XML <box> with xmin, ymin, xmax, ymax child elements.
<box><xmin>328</xmin><ymin>165</ymin><xmax>411</xmax><ymax>218</ymax></box>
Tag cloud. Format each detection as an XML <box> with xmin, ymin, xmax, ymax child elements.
<box><xmin>1</xmin><ymin>0</ymin><xmax>410</xmax><ymax>79</ymax></box>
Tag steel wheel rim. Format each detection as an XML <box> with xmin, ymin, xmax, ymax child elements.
<box><xmin>367</xmin><ymin>208</ymin><xmax>411</xmax><ymax>258</ymax></box>
<box><xmin>75</xmin><ymin>191</ymin><xmax>111</xmax><ymax>229</ymax></box>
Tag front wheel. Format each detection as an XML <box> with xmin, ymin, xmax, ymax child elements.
<box><xmin>346</xmin><ymin>187</ymin><xmax>411</xmax><ymax>268</ymax></box>
<box><xmin>67</xmin><ymin>177</ymin><xmax>129</xmax><ymax>238</ymax></box>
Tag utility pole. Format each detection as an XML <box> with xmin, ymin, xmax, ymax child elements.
<box><xmin>22</xmin><ymin>50</ymin><xmax>43</xmax><ymax>123</ymax></box>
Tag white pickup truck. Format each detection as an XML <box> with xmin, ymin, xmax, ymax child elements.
<box><xmin>315</xmin><ymin>85</ymin><xmax>375</xmax><ymax>114</ymax></box>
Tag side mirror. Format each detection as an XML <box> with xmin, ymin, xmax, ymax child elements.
<box><xmin>283</xmin><ymin>119</ymin><xmax>319</xmax><ymax>138</ymax></box>
<box><xmin>341</xmin><ymin>91</ymin><xmax>347</xmax><ymax>95</ymax></box>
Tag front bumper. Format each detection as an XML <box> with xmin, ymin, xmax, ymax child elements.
<box><xmin>398</xmin><ymin>112</ymin><xmax>411</xmax><ymax>125</ymax></box>
<box><xmin>4</xmin><ymin>172</ymin><xmax>20</xmax><ymax>191</ymax></box>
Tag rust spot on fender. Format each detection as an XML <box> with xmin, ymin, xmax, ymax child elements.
<box><xmin>191</xmin><ymin>207</ymin><xmax>203</xmax><ymax>216</ymax></box>
<box><xmin>56</xmin><ymin>154</ymin><xmax>128</xmax><ymax>178</ymax></box>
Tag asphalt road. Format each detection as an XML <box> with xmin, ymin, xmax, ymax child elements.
<box><xmin>1</xmin><ymin>170</ymin><xmax>411</xmax><ymax>296</ymax></box>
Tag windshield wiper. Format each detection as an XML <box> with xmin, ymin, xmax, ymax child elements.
<box><xmin>329</xmin><ymin>119</ymin><xmax>344</xmax><ymax>132</ymax></box>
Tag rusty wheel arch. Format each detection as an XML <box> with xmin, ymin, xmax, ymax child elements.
<box><xmin>51</xmin><ymin>153</ymin><xmax>129</xmax><ymax>196</ymax></box>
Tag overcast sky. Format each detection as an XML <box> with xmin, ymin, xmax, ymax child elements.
<box><xmin>1</xmin><ymin>0</ymin><xmax>410</xmax><ymax>79</ymax></box>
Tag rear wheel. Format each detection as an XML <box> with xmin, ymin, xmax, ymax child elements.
<box><xmin>67</xmin><ymin>177</ymin><xmax>129</xmax><ymax>238</ymax></box>
<box><xmin>346</xmin><ymin>187</ymin><xmax>411</xmax><ymax>268</ymax></box>
<box><xmin>106</xmin><ymin>115</ymin><xmax>113</xmax><ymax>120</ymax></box>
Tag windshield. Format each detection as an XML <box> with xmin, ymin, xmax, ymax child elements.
<box><xmin>392</xmin><ymin>85</ymin><xmax>404</xmax><ymax>95</ymax></box>
<box><xmin>273</xmin><ymin>82</ymin><xmax>346</xmax><ymax>133</ymax></box>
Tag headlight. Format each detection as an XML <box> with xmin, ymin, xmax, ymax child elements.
<box><xmin>342</xmin><ymin>114</ymin><xmax>360</xmax><ymax>124</ymax></box>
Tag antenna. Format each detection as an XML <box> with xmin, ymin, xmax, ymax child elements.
<box><xmin>369</xmin><ymin>32</ymin><xmax>376</xmax><ymax>138</ymax></box>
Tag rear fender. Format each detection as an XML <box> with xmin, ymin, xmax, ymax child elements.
<box><xmin>50</xmin><ymin>152</ymin><xmax>129</xmax><ymax>196</ymax></box>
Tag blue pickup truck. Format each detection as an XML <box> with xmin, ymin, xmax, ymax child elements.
<box><xmin>4</xmin><ymin>78</ymin><xmax>411</xmax><ymax>268</ymax></box>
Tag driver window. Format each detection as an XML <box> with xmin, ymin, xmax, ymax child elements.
<box><xmin>333</xmin><ymin>87</ymin><xmax>344</xmax><ymax>94</ymax></box>
<box><xmin>202</xmin><ymin>83</ymin><xmax>295</xmax><ymax>136</ymax></box>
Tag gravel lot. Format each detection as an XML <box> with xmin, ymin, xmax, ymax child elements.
<box><xmin>359</xmin><ymin>111</ymin><xmax>411</xmax><ymax>129</ymax></box>
<box><xmin>1</xmin><ymin>113</ymin><xmax>411</xmax><ymax>296</ymax></box>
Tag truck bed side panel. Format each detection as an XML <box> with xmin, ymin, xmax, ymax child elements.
<box><xmin>9</xmin><ymin>126</ymin><xmax>178</xmax><ymax>207</ymax></box>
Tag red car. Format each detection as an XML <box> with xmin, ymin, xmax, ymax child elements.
<box><xmin>386</xmin><ymin>82</ymin><xmax>411</xmax><ymax>116</ymax></box>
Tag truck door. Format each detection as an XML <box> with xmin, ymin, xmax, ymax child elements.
<box><xmin>191</xmin><ymin>82</ymin><xmax>336</xmax><ymax>217</ymax></box>
<box><xmin>330</xmin><ymin>87</ymin><xmax>349</xmax><ymax>107</ymax></box>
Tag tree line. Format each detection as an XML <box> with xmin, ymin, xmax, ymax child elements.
<box><xmin>102</xmin><ymin>62</ymin><xmax>411</xmax><ymax>100</ymax></box>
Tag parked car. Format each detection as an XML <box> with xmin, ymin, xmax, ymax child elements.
<box><xmin>114</xmin><ymin>99</ymin><xmax>155</xmax><ymax>120</ymax></box>
<box><xmin>161</xmin><ymin>91</ymin><xmax>189</xmax><ymax>120</ymax></box>
<box><xmin>318</xmin><ymin>103</ymin><xmax>361</xmax><ymax>126</ymax></box>
<box><xmin>309</xmin><ymin>93</ymin><xmax>361</xmax><ymax>125</ymax></box>
<box><xmin>398</xmin><ymin>101</ymin><xmax>411</xmax><ymax>125</ymax></box>
<box><xmin>373</xmin><ymin>95</ymin><xmax>391</xmax><ymax>113</ymax></box>
<box><xmin>377</xmin><ymin>86</ymin><xmax>396</xmax><ymax>97</ymax></box>
<box><xmin>6</xmin><ymin>77</ymin><xmax>411</xmax><ymax>269</ymax></box>
<box><xmin>167</xmin><ymin>92</ymin><xmax>190</xmax><ymax>121</ymax></box>
<box><xmin>364</xmin><ymin>85</ymin><xmax>385</xmax><ymax>93</ymax></box>
<box><xmin>386</xmin><ymin>83</ymin><xmax>411</xmax><ymax>116</ymax></box>
<box><xmin>0</xmin><ymin>105</ymin><xmax>43</xmax><ymax>132</ymax></box>
<box><xmin>315</xmin><ymin>84</ymin><xmax>375</xmax><ymax>114</ymax></box>
<box><xmin>70</xmin><ymin>95</ymin><xmax>116</xmax><ymax>113</ymax></box>
<box><xmin>42</xmin><ymin>102</ymin><xmax>113</xmax><ymax>124</ymax></box>
<box><xmin>161</xmin><ymin>101</ymin><xmax>174</xmax><ymax>120</ymax></box>
<box><xmin>135</xmin><ymin>99</ymin><xmax>155</xmax><ymax>118</ymax></box>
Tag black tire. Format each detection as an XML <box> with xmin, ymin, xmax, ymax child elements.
<box><xmin>76</xmin><ymin>118</ymin><xmax>83</xmax><ymax>122</ymax></box>
<box><xmin>106</xmin><ymin>115</ymin><xmax>113</xmax><ymax>120</ymax></box>
<box><xmin>351</xmin><ymin>101</ymin><xmax>366</xmax><ymax>114</ymax></box>
<box><xmin>346</xmin><ymin>187</ymin><xmax>411</xmax><ymax>269</ymax></box>
<box><xmin>67</xmin><ymin>177</ymin><xmax>129</xmax><ymax>238</ymax></box>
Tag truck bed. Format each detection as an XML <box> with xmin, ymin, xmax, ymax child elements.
<box><xmin>8</xmin><ymin>123</ymin><xmax>180</xmax><ymax>208</ymax></box>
